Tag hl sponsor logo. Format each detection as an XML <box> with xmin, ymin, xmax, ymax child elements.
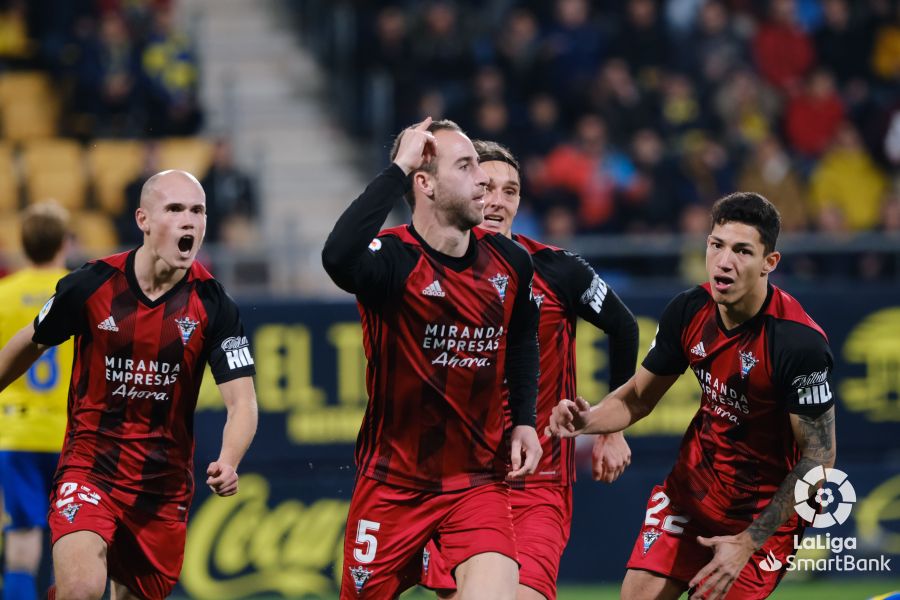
<box><xmin>222</xmin><ymin>336</ymin><xmax>254</xmax><ymax>370</ymax></box>
<box><xmin>581</xmin><ymin>275</ymin><xmax>608</xmax><ymax>314</ymax></box>
<box><xmin>757</xmin><ymin>467</ymin><xmax>892</xmax><ymax>573</ymax></box>
<box><xmin>794</xmin><ymin>369</ymin><xmax>833</xmax><ymax>406</ymax></box>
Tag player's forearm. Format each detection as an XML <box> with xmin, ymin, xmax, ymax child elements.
<box><xmin>321</xmin><ymin>164</ymin><xmax>406</xmax><ymax>288</ymax></box>
<box><xmin>743</xmin><ymin>409</ymin><xmax>836</xmax><ymax>549</ymax></box>
<box><xmin>582</xmin><ymin>385</ymin><xmax>642</xmax><ymax>434</ymax></box>
<box><xmin>0</xmin><ymin>325</ymin><xmax>45</xmax><ymax>393</ymax></box>
<box><xmin>217</xmin><ymin>394</ymin><xmax>258</xmax><ymax>469</ymax></box>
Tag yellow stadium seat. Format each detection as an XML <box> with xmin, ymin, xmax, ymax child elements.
<box><xmin>0</xmin><ymin>71</ymin><xmax>52</xmax><ymax>105</ymax></box>
<box><xmin>0</xmin><ymin>142</ymin><xmax>19</xmax><ymax>213</ymax></box>
<box><xmin>87</xmin><ymin>140</ymin><xmax>144</xmax><ymax>215</ymax></box>
<box><xmin>71</xmin><ymin>210</ymin><xmax>118</xmax><ymax>255</ymax></box>
<box><xmin>1</xmin><ymin>98</ymin><xmax>58</xmax><ymax>141</ymax></box>
<box><xmin>21</xmin><ymin>140</ymin><xmax>86</xmax><ymax>210</ymax></box>
<box><xmin>158</xmin><ymin>138</ymin><xmax>213</xmax><ymax>178</ymax></box>
<box><xmin>0</xmin><ymin>212</ymin><xmax>20</xmax><ymax>254</ymax></box>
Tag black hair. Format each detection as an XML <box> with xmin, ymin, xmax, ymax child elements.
<box><xmin>710</xmin><ymin>192</ymin><xmax>781</xmax><ymax>253</ymax></box>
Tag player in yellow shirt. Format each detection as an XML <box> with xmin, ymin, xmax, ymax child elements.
<box><xmin>0</xmin><ymin>202</ymin><xmax>72</xmax><ymax>600</ymax></box>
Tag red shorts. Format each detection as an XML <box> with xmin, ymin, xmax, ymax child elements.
<box><xmin>340</xmin><ymin>475</ymin><xmax>517</xmax><ymax>599</ymax></box>
<box><xmin>422</xmin><ymin>486</ymin><xmax>572</xmax><ymax>600</ymax></box>
<box><xmin>626</xmin><ymin>485</ymin><xmax>801</xmax><ymax>599</ymax></box>
<box><xmin>48</xmin><ymin>476</ymin><xmax>186</xmax><ymax>600</ymax></box>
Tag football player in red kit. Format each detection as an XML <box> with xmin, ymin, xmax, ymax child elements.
<box><xmin>421</xmin><ymin>141</ymin><xmax>639</xmax><ymax>600</ymax></box>
<box><xmin>0</xmin><ymin>170</ymin><xmax>258</xmax><ymax>600</ymax></box>
<box><xmin>323</xmin><ymin>119</ymin><xmax>542</xmax><ymax>599</ymax></box>
<box><xmin>549</xmin><ymin>192</ymin><xmax>836</xmax><ymax>600</ymax></box>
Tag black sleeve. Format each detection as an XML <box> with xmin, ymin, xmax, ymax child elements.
<box><xmin>641</xmin><ymin>289</ymin><xmax>697</xmax><ymax>376</ymax></box>
<box><xmin>199</xmin><ymin>281</ymin><xmax>257</xmax><ymax>384</ymax></box>
<box><xmin>500</xmin><ymin>240</ymin><xmax>540</xmax><ymax>427</ymax></box>
<box><xmin>770</xmin><ymin>320</ymin><xmax>835</xmax><ymax>418</ymax></box>
<box><xmin>557</xmin><ymin>252</ymin><xmax>639</xmax><ymax>390</ymax></box>
<box><xmin>321</xmin><ymin>164</ymin><xmax>416</xmax><ymax>304</ymax></box>
<box><xmin>32</xmin><ymin>262</ymin><xmax>113</xmax><ymax>346</ymax></box>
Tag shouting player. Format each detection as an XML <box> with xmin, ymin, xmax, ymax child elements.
<box><xmin>322</xmin><ymin>118</ymin><xmax>541</xmax><ymax>599</ymax></box>
<box><xmin>0</xmin><ymin>170</ymin><xmax>258</xmax><ymax>600</ymax></box>
<box><xmin>549</xmin><ymin>192</ymin><xmax>836</xmax><ymax>600</ymax></box>
<box><xmin>0</xmin><ymin>203</ymin><xmax>72</xmax><ymax>600</ymax></box>
<box><xmin>421</xmin><ymin>141</ymin><xmax>640</xmax><ymax>600</ymax></box>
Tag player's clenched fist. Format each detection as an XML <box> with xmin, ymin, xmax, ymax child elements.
<box><xmin>206</xmin><ymin>461</ymin><xmax>239</xmax><ymax>496</ymax></box>
<box><xmin>546</xmin><ymin>396</ymin><xmax>592</xmax><ymax>438</ymax></box>
<box><xmin>392</xmin><ymin>116</ymin><xmax>437</xmax><ymax>175</ymax></box>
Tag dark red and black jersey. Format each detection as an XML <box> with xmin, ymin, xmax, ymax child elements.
<box><xmin>513</xmin><ymin>235</ymin><xmax>638</xmax><ymax>488</ymax></box>
<box><xmin>32</xmin><ymin>250</ymin><xmax>255</xmax><ymax>521</ymax></box>
<box><xmin>643</xmin><ymin>283</ymin><xmax>834</xmax><ymax>533</ymax></box>
<box><xmin>322</xmin><ymin>165</ymin><xmax>540</xmax><ymax>492</ymax></box>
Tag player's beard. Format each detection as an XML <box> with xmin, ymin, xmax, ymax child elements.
<box><xmin>435</xmin><ymin>183</ymin><xmax>483</xmax><ymax>231</ymax></box>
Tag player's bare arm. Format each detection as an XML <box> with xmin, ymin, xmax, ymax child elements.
<box><xmin>0</xmin><ymin>322</ymin><xmax>48</xmax><ymax>392</ymax></box>
<box><xmin>688</xmin><ymin>407</ymin><xmax>836</xmax><ymax>600</ymax></box>
<box><xmin>547</xmin><ymin>367</ymin><xmax>679</xmax><ymax>437</ymax></box>
<box><xmin>207</xmin><ymin>376</ymin><xmax>259</xmax><ymax>497</ymax></box>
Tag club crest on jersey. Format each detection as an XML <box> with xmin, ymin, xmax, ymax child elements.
<box><xmin>349</xmin><ymin>566</ymin><xmax>373</xmax><ymax>593</ymax></box>
<box><xmin>533</xmin><ymin>293</ymin><xmax>544</xmax><ymax>309</ymax></box>
<box><xmin>642</xmin><ymin>528</ymin><xmax>661</xmax><ymax>555</ymax></box>
<box><xmin>422</xmin><ymin>547</ymin><xmax>431</xmax><ymax>574</ymax></box>
<box><xmin>60</xmin><ymin>502</ymin><xmax>82</xmax><ymax>524</ymax></box>
<box><xmin>739</xmin><ymin>350</ymin><xmax>758</xmax><ymax>379</ymax></box>
<box><xmin>489</xmin><ymin>273</ymin><xmax>509</xmax><ymax>301</ymax></box>
<box><xmin>175</xmin><ymin>317</ymin><xmax>199</xmax><ymax>345</ymax></box>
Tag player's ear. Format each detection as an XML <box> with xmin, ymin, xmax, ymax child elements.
<box><xmin>413</xmin><ymin>171</ymin><xmax>435</xmax><ymax>200</ymax></box>
<box><xmin>136</xmin><ymin>207</ymin><xmax>150</xmax><ymax>233</ymax></box>
<box><xmin>761</xmin><ymin>250</ymin><xmax>781</xmax><ymax>275</ymax></box>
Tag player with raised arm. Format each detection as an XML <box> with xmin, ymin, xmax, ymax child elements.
<box><xmin>548</xmin><ymin>192</ymin><xmax>836</xmax><ymax>600</ymax></box>
<box><xmin>0</xmin><ymin>203</ymin><xmax>72</xmax><ymax>600</ymax></box>
<box><xmin>420</xmin><ymin>141</ymin><xmax>639</xmax><ymax>600</ymax></box>
<box><xmin>0</xmin><ymin>170</ymin><xmax>258</xmax><ymax>600</ymax></box>
<box><xmin>322</xmin><ymin>119</ymin><xmax>542</xmax><ymax>599</ymax></box>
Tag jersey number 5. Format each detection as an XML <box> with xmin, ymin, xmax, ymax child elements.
<box><xmin>645</xmin><ymin>491</ymin><xmax>690</xmax><ymax>534</ymax></box>
<box><xmin>353</xmin><ymin>519</ymin><xmax>381</xmax><ymax>564</ymax></box>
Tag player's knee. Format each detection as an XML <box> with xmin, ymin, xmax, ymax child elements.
<box><xmin>54</xmin><ymin>573</ymin><xmax>106</xmax><ymax>600</ymax></box>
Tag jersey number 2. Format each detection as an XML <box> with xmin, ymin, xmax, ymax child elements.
<box><xmin>644</xmin><ymin>491</ymin><xmax>690</xmax><ymax>534</ymax></box>
<box><xmin>353</xmin><ymin>519</ymin><xmax>381</xmax><ymax>564</ymax></box>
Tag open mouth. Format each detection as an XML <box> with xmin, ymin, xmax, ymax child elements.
<box><xmin>483</xmin><ymin>214</ymin><xmax>504</xmax><ymax>223</ymax></box>
<box><xmin>178</xmin><ymin>235</ymin><xmax>195</xmax><ymax>255</ymax></box>
<box><xmin>713</xmin><ymin>275</ymin><xmax>734</xmax><ymax>292</ymax></box>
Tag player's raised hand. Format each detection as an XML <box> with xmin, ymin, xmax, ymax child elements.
<box><xmin>392</xmin><ymin>117</ymin><xmax>436</xmax><ymax>175</ymax></box>
<box><xmin>591</xmin><ymin>431</ymin><xmax>631</xmax><ymax>482</ymax></box>
<box><xmin>545</xmin><ymin>396</ymin><xmax>592</xmax><ymax>438</ymax></box>
<box><xmin>507</xmin><ymin>425</ymin><xmax>542</xmax><ymax>480</ymax></box>
<box><xmin>206</xmin><ymin>461</ymin><xmax>239</xmax><ymax>497</ymax></box>
<box><xmin>688</xmin><ymin>533</ymin><xmax>756</xmax><ymax>600</ymax></box>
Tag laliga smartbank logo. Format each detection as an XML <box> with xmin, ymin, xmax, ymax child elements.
<box><xmin>757</xmin><ymin>466</ymin><xmax>892</xmax><ymax>574</ymax></box>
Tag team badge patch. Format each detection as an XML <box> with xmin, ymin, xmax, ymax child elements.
<box><xmin>739</xmin><ymin>350</ymin><xmax>758</xmax><ymax>379</ymax></box>
<box><xmin>368</xmin><ymin>238</ymin><xmax>382</xmax><ymax>252</ymax></box>
<box><xmin>422</xmin><ymin>547</ymin><xmax>431</xmax><ymax>574</ymax></box>
<box><xmin>489</xmin><ymin>273</ymin><xmax>509</xmax><ymax>301</ymax></box>
<box><xmin>175</xmin><ymin>317</ymin><xmax>200</xmax><ymax>345</ymax></box>
<box><xmin>60</xmin><ymin>503</ymin><xmax>82</xmax><ymax>524</ymax></box>
<box><xmin>642</xmin><ymin>528</ymin><xmax>661</xmax><ymax>555</ymax></box>
<box><xmin>38</xmin><ymin>296</ymin><xmax>54</xmax><ymax>323</ymax></box>
<box><xmin>349</xmin><ymin>566</ymin><xmax>373</xmax><ymax>593</ymax></box>
<box><xmin>533</xmin><ymin>293</ymin><xmax>544</xmax><ymax>309</ymax></box>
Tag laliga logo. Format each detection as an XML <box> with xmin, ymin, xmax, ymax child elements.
<box><xmin>794</xmin><ymin>466</ymin><xmax>857</xmax><ymax>528</ymax></box>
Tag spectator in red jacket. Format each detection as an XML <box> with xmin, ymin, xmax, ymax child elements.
<box><xmin>785</xmin><ymin>68</ymin><xmax>845</xmax><ymax>158</ymax></box>
<box><xmin>752</xmin><ymin>0</ymin><xmax>815</xmax><ymax>92</ymax></box>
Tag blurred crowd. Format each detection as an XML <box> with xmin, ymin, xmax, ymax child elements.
<box><xmin>342</xmin><ymin>0</ymin><xmax>900</xmax><ymax>252</ymax></box>
<box><xmin>0</xmin><ymin>0</ymin><xmax>202</xmax><ymax>138</ymax></box>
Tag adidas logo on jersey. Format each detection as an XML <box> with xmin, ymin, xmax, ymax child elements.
<box><xmin>690</xmin><ymin>341</ymin><xmax>706</xmax><ymax>357</ymax></box>
<box><xmin>422</xmin><ymin>280</ymin><xmax>445</xmax><ymax>297</ymax></box>
<box><xmin>97</xmin><ymin>316</ymin><xmax>119</xmax><ymax>332</ymax></box>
